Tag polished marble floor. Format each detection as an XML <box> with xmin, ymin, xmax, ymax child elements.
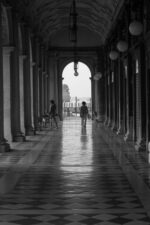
<box><xmin>0</xmin><ymin>117</ymin><xmax>150</xmax><ymax>224</ymax></box>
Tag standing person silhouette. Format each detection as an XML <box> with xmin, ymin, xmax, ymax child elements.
<box><xmin>49</xmin><ymin>100</ymin><xmax>58</xmax><ymax>129</ymax></box>
<box><xmin>80</xmin><ymin>101</ymin><xmax>88</xmax><ymax>127</ymax></box>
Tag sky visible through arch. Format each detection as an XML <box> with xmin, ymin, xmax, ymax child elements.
<box><xmin>62</xmin><ymin>62</ymin><xmax>91</xmax><ymax>98</ymax></box>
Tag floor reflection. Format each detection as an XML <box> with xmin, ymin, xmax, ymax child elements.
<box><xmin>60</xmin><ymin>119</ymin><xmax>93</xmax><ymax>169</ymax></box>
<box><xmin>0</xmin><ymin>118</ymin><xmax>150</xmax><ymax>225</ymax></box>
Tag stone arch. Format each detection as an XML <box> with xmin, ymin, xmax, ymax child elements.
<box><xmin>1</xmin><ymin>4</ymin><xmax>10</xmax><ymax>45</ymax></box>
<box><xmin>59</xmin><ymin>58</ymin><xmax>95</xmax><ymax>78</ymax></box>
<box><xmin>61</xmin><ymin>59</ymin><xmax>93</xmax><ymax>119</ymax></box>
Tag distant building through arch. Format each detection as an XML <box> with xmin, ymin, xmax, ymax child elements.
<box><xmin>62</xmin><ymin>62</ymin><xmax>92</xmax><ymax>117</ymax></box>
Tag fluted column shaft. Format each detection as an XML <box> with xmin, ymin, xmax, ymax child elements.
<box><xmin>23</xmin><ymin>27</ymin><xmax>35</xmax><ymax>135</ymax></box>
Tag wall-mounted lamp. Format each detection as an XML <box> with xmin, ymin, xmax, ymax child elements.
<box><xmin>129</xmin><ymin>20</ymin><xmax>143</xmax><ymax>36</ymax></box>
<box><xmin>74</xmin><ymin>61</ymin><xmax>79</xmax><ymax>76</ymax></box>
<box><xmin>109</xmin><ymin>50</ymin><xmax>119</xmax><ymax>60</ymax></box>
<box><xmin>117</xmin><ymin>40</ymin><xmax>128</xmax><ymax>52</ymax></box>
<box><xmin>93</xmin><ymin>72</ymin><xmax>102</xmax><ymax>80</ymax></box>
<box><xmin>69</xmin><ymin>0</ymin><xmax>79</xmax><ymax>76</ymax></box>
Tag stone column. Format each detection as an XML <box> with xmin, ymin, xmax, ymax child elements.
<box><xmin>0</xmin><ymin>4</ymin><xmax>10</xmax><ymax>151</ymax></box>
<box><xmin>146</xmin><ymin>54</ymin><xmax>150</xmax><ymax>151</ymax></box>
<box><xmin>48</xmin><ymin>53</ymin><xmax>56</xmax><ymax>101</ymax></box>
<box><xmin>47</xmin><ymin>71</ymin><xmax>51</xmax><ymax>112</ymax></box>
<box><xmin>24</xmin><ymin>57</ymin><xmax>35</xmax><ymax>135</ymax></box>
<box><xmin>111</xmin><ymin>70</ymin><xmax>116</xmax><ymax>130</ymax></box>
<box><xmin>107</xmin><ymin>73</ymin><xmax>111</xmax><ymax>127</ymax></box>
<box><xmin>124</xmin><ymin>60</ymin><xmax>131</xmax><ymax>141</ymax></box>
<box><xmin>19</xmin><ymin>55</ymin><xmax>26</xmax><ymax>135</ymax></box>
<box><xmin>39</xmin><ymin>69</ymin><xmax>44</xmax><ymax>117</ymax></box>
<box><xmin>57</xmin><ymin>73</ymin><xmax>63</xmax><ymax>120</ymax></box>
<box><xmin>104</xmin><ymin>72</ymin><xmax>108</xmax><ymax>125</ymax></box>
<box><xmin>90</xmin><ymin>77</ymin><xmax>95</xmax><ymax>117</ymax></box>
<box><xmin>99</xmin><ymin>77</ymin><xmax>105</xmax><ymax>122</ymax></box>
<box><xmin>135</xmin><ymin>65</ymin><xmax>142</xmax><ymax>150</ymax></box>
<box><xmin>43</xmin><ymin>72</ymin><xmax>48</xmax><ymax>113</ymax></box>
<box><xmin>2</xmin><ymin>46</ymin><xmax>14</xmax><ymax>143</ymax></box>
<box><xmin>94</xmin><ymin>79</ymin><xmax>99</xmax><ymax>114</ymax></box>
<box><xmin>54</xmin><ymin>59</ymin><xmax>59</xmax><ymax>108</ymax></box>
<box><xmin>33</xmin><ymin>63</ymin><xmax>40</xmax><ymax>130</ymax></box>
<box><xmin>11</xmin><ymin>48</ymin><xmax>25</xmax><ymax>142</ymax></box>
<box><xmin>116</xmin><ymin>61</ymin><xmax>121</xmax><ymax>134</ymax></box>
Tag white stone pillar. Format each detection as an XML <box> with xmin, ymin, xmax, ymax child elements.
<box><xmin>30</xmin><ymin>62</ymin><xmax>35</xmax><ymax>129</ymax></box>
<box><xmin>2</xmin><ymin>46</ymin><xmax>14</xmax><ymax>143</ymax></box>
<box><xmin>19</xmin><ymin>55</ymin><xmax>26</xmax><ymax>134</ymax></box>
<box><xmin>94</xmin><ymin>80</ymin><xmax>99</xmax><ymax>115</ymax></box>
<box><xmin>48</xmin><ymin>56</ymin><xmax>55</xmax><ymax>101</ymax></box>
<box><xmin>24</xmin><ymin>57</ymin><xmax>35</xmax><ymax>136</ymax></box>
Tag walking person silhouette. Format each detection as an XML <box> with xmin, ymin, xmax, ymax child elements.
<box><xmin>49</xmin><ymin>100</ymin><xmax>58</xmax><ymax>129</ymax></box>
<box><xmin>80</xmin><ymin>101</ymin><xmax>88</xmax><ymax>128</ymax></box>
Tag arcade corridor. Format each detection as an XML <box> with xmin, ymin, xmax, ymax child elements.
<box><xmin>1</xmin><ymin>0</ymin><xmax>150</xmax><ymax>223</ymax></box>
<box><xmin>0</xmin><ymin>118</ymin><xmax>150</xmax><ymax>225</ymax></box>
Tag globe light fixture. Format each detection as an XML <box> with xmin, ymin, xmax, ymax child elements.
<box><xmin>117</xmin><ymin>40</ymin><xmax>128</xmax><ymax>52</ymax></box>
<box><xmin>93</xmin><ymin>72</ymin><xmax>102</xmax><ymax>80</ymax></box>
<box><xmin>74</xmin><ymin>61</ymin><xmax>79</xmax><ymax>76</ymax></box>
<box><xmin>74</xmin><ymin>70</ymin><xmax>79</xmax><ymax>76</ymax></box>
<box><xmin>69</xmin><ymin>0</ymin><xmax>79</xmax><ymax>77</ymax></box>
<box><xmin>129</xmin><ymin>20</ymin><xmax>143</xmax><ymax>36</ymax></box>
<box><xmin>109</xmin><ymin>50</ymin><xmax>119</xmax><ymax>60</ymax></box>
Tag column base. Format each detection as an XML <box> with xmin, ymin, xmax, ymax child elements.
<box><xmin>116</xmin><ymin>125</ymin><xmax>124</xmax><ymax>135</ymax></box>
<box><xmin>34</xmin><ymin>121</ymin><xmax>42</xmax><ymax>131</ymax></box>
<box><xmin>0</xmin><ymin>139</ymin><xmax>10</xmax><ymax>152</ymax></box>
<box><xmin>124</xmin><ymin>131</ymin><xmax>130</xmax><ymax>141</ymax></box>
<box><xmin>124</xmin><ymin>132</ymin><xmax>133</xmax><ymax>142</ymax></box>
<box><xmin>35</xmin><ymin>125</ymin><xmax>42</xmax><ymax>131</ymax></box>
<box><xmin>104</xmin><ymin>119</ymin><xmax>108</xmax><ymax>126</ymax></box>
<box><xmin>111</xmin><ymin>122</ymin><xmax>117</xmax><ymax>132</ymax></box>
<box><xmin>13</xmin><ymin>132</ymin><xmax>26</xmax><ymax>142</ymax></box>
<box><xmin>107</xmin><ymin>119</ymin><xmax>112</xmax><ymax>128</ymax></box>
<box><xmin>135</xmin><ymin>138</ymin><xmax>146</xmax><ymax>151</ymax></box>
<box><xmin>25</xmin><ymin>127</ymin><xmax>36</xmax><ymax>136</ymax></box>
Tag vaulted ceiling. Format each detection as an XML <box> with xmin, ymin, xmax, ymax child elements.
<box><xmin>7</xmin><ymin>0</ymin><xmax>125</xmax><ymax>48</ymax></box>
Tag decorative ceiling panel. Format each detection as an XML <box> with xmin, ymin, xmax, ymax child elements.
<box><xmin>6</xmin><ymin>0</ymin><xmax>124</xmax><ymax>47</ymax></box>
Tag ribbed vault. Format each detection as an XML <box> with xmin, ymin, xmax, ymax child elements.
<box><xmin>7</xmin><ymin>0</ymin><xmax>124</xmax><ymax>47</ymax></box>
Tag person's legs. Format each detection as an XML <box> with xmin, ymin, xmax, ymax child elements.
<box><xmin>81</xmin><ymin>117</ymin><xmax>84</xmax><ymax>126</ymax></box>
<box><xmin>84</xmin><ymin>117</ymin><xmax>87</xmax><ymax>127</ymax></box>
<box><xmin>82</xmin><ymin>117</ymin><xmax>86</xmax><ymax>127</ymax></box>
<box><xmin>53</xmin><ymin>116</ymin><xmax>58</xmax><ymax>128</ymax></box>
<box><xmin>49</xmin><ymin>116</ymin><xmax>52</xmax><ymax>128</ymax></box>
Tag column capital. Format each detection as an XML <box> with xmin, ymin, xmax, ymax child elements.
<box><xmin>0</xmin><ymin>138</ymin><xmax>10</xmax><ymax>152</ymax></box>
<box><xmin>42</xmin><ymin>71</ymin><xmax>47</xmax><ymax>76</ymax></box>
<box><xmin>13</xmin><ymin>131</ymin><xmax>25</xmax><ymax>142</ymax></box>
<box><xmin>2</xmin><ymin>46</ymin><xmax>15</xmax><ymax>55</ymax></box>
<box><xmin>5</xmin><ymin>6</ymin><xmax>12</xmax><ymax>10</ymax></box>
<box><xmin>19</xmin><ymin>54</ymin><xmax>27</xmax><ymax>60</ymax></box>
<box><xmin>31</xmin><ymin>61</ymin><xmax>36</xmax><ymax>67</ymax></box>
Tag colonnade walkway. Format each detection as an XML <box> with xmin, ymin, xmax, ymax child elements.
<box><xmin>0</xmin><ymin>117</ymin><xmax>150</xmax><ymax>224</ymax></box>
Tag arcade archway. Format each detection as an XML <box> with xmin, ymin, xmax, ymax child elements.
<box><xmin>62</xmin><ymin>62</ymin><xmax>92</xmax><ymax>118</ymax></box>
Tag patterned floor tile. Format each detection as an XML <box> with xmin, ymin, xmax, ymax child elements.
<box><xmin>0</xmin><ymin>119</ymin><xmax>149</xmax><ymax>225</ymax></box>
<box><xmin>0</xmin><ymin>215</ymin><xmax>26</xmax><ymax>221</ymax></box>
<box><xmin>125</xmin><ymin>222</ymin><xmax>150</xmax><ymax>225</ymax></box>
<box><xmin>121</xmin><ymin>213</ymin><xmax>147</xmax><ymax>220</ymax></box>
<box><xmin>0</xmin><ymin>223</ymin><xmax>20</xmax><ymax>225</ymax></box>
<box><xmin>35</xmin><ymin>215</ymin><xmax>59</xmax><ymax>221</ymax></box>
<box><xmin>35</xmin><ymin>223</ymin><xmax>54</xmax><ymax>225</ymax></box>
<box><xmin>64</xmin><ymin>215</ymin><xmax>88</xmax><ymax>222</ymax></box>
<box><xmin>95</xmin><ymin>223</ymin><xmax>119</xmax><ymax>225</ymax></box>
<box><xmin>93</xmin><ymin>214</ymin><xmax>117</xmax><ymax>221</ymax></box>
